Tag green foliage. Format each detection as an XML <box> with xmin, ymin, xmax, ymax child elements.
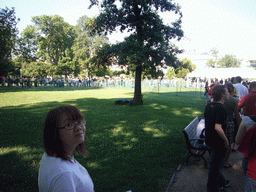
<box><xmin>72</xmin><ymin>16</ymin><xmax>109</xmax><ymax>77</ymax></box>
<box><xmin>15</xmin><ymin>25</ymin><xmax>38</xmax><ymax>62</ymax></box>
<box><xmin>180</xmin><ymin>58</ymin><xmax>196</xmax><ymax>72</ymax></box>
<box><xmin>174</xmin><ymin>58</ymin><xmax>195</xmax><ymax>78</ymax></box>
<box><xmin>11</xmin><ymin>57</ymin><xmax>23</xmax><ymax>76</ymax></box>
<box><xmin>176</xmin><ymin>67</ymin><xmax>190</xmax><ymax>78</ymax></box>
<box><xmin>31</xmin><ymin>15</ymin><xmax>75</xmax><ymax>65</ymax></box>
<box><xmin>90</xmin><ymin>0</ymin><xmax>184</xmax><ymax>104</ymax></box>
<box><xmin>217</xmin><ymin>54</ymin><xmax>241</xmax><ymax>68</ymax></box>
<box><xmin>206</xmin><ymin>58</ymin><xmax>216</xmax><ymax>68</ymax></box>
<box><xmin>0</xmin><ymin>7</ymin><xmax>19</xmax><ymax>76</ymax></box>
<box><xmin>56</xmin><ymin>57</ymin><xmax>79</xmax><ymax>77</ymax></box>
<box><xmin>22</xmin><ymin>61</ymin><xmax>51</xmax><ymax>77</ymax></box>
<box><xmin>206</xmin><ymin>48</ymin><xmax>219</xmax><ymax>68</ymax></box>
<box><xmin>166</xmin><ymin>67</ymin><xmax>176</xmax><ymax>79</ymax></box>
<box><xmin>206</xmin><ymin>48</ymin><xmax>241</xmax><ymax>68</ymax></box>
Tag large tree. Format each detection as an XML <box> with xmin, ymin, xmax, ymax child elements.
<box><xmin>31</xmin><ymin>15</ymin><xmax>75</xmax><ymax>65</ymax></box>
<box><xmin>15</xmin><ymin>25</ymin><xmax>38</xmax><ymax>63</ymax></box>
<box><xmin>90</xmin><ymin>0</ymin><xmax>183</xmax><ymax>105</ymax></box>
<box><xmin>72</xmin><ymin>16</ymin><xmax>109</xmax><ymax>77</ymax></box>
<box><xmin>0</xmin><ymin>7</ymin><xmax>19</xmax><ymax>76</ymax></box>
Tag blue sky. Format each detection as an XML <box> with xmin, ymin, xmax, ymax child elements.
<box><xmin>1</xmin><ymin>0</ymin><xmax>256</xmax><ymax>67</ymax></box>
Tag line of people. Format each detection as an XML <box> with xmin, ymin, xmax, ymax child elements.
<box><xmin>0</xmin><ymin>76</ymin><xmax>96</xmax><ymax>88</ymax></box>
<box><xmin>203</xmin><ymin>76</ymin><xmax>256</xmax><ymax>192</ymax></box>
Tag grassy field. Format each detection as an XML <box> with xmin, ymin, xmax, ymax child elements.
<box><xmin>0</xmin><ymin>86</ymin><xmax>205</xmax><ymax>192</ymax></box>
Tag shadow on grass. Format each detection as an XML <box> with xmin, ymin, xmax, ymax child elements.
<box><xmin>0</xmin><ymin>149</ymin><xmax>43</xmax><ymax>192</ymax></box>
<box><xmin>0</xmin><ymin>90</ymin><xmax>205</xmax><ymax>192</ymax></box>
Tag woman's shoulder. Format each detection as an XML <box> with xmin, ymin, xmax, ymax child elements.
<box><xmin>41</xmin><ymin>153</ymin><xmax>76</xmax><ymax>171</ymax></box>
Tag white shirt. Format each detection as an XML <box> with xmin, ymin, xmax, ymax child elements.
<box><xmin>196</xmin><ymin>119</ymin><xmax>205</xmax><ymax>138</ymax></box>
<box><xmin>242</xmin><ymin>116</ymin><xmax>256</xmax><ymax>131</ymax></box>
<box><xmin>233</xmin><ymin>83</ymin><xmax>248</xmax><ymax>99</ymax></box>
<box><xmin>39</xmin><ymin>153</ymin><xmax>94</xmax><ymax>192</ymax></box>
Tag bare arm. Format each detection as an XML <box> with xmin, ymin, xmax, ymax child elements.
<box><xmin>235</xmin><ymin>121</ymin><xmax>247</xmax><ymax>145</ymax></box>
<box><xmin>215</xmin><ymin>124</ymin><xmax>229</xmax><ymax>148</ymax></box>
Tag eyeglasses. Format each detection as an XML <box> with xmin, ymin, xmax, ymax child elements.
<box><xmin>59</xmin><ymin>121</ymin><xmax>86</xmax><ymax>131</ymax></box>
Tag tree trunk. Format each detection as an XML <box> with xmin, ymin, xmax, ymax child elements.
<box><xmin>132</xmin><ymin>65</ymin><xmax>143</xmax><ymax>105</ymax></box>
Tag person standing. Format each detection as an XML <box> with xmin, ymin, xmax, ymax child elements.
<box><xmin>204</xmin><ymin>85</ymin><xmax>230</xmax><ymax>192</ymax></box>
<box><xmin>204</xmin><ymin>81</ymin><xmax>211</xmax><ymax>105</ymax></box>
<box><xmin>223</xmin><ymin>83</ymin><xmax>239</xmax><ymax>168</ymax></box>
<box><xmin>236</xmin><ymin>121</ymin><xmax>256</xmax><ymax>192</ymax></box>
<box><xmin>237</xmin><ymin>81</ymin><xmax>256</xmax><ymax>116</ymax></box>
<box><xmin>34</xmin><ymin>77</ymin><xmax>38</xmax><ymax>87</ymax></box>
<box><xmin>27</xmin><ymin>77</ymin><xmax>31</xmax><ymax>87</ymax></box>
<box><xmin>233</xmin><ymin>76</ymin><xmax>248</xmax><ymax>99</ymax></box>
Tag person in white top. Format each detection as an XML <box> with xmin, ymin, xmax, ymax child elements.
<box><xmin>38</xmin><ymin>105</ymin><xmax>94</xmax><ymax>192</ymax></box>
<box><xmin>233</xmin><ymin>76</ymin><xmax>248</xmax><ymax>99</ymax></box>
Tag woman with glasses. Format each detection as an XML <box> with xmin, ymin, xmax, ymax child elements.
<box><xmin>38</xmin><ymin>105</ymin><xmax>94</xmax><ymax>192</ymax></box>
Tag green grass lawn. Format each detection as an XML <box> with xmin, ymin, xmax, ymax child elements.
<box><xmin>0</xmin><ymin>86</ymin><xmax>205</xmax><ymax>192</ymax></box>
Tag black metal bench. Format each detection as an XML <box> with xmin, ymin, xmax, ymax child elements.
<box><xmin>182</xmin><ymin>117</ymin><xmax>208</xmax><ymax>168</ymax></box>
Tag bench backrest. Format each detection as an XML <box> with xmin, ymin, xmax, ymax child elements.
<box><xmin>183</xmin><ymin>116</ymin><xmax>200</xmax><ymax>139</ymax></box>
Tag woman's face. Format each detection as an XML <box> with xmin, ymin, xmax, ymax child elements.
<box><xmin>58</xmin><ymin>113</ymin><xmax>86</xmax><ymax>150</ymax></box>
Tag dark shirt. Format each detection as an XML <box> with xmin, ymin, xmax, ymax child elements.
<box><xmin>204</xmin><ymin>102</ymin><xmax>227</xmax><ymax>149</ymax></box>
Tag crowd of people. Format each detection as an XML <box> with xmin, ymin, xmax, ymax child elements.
<box><xmin>0</xmin><ymin>75</ymin><xmax>228</xmax><ymax>91</ymax></box>
<box><xmin>0</xmin><ymin>76</ymin><xmax>197</xmax><ymax>90</ymax></box>
<box><xmin>0</xmin><ymin>76</ymin><xmax>99</xmax><ymax>88</ymax></box>
<box><xmin>203</xmin><ymin>76</ymin><xmax>256</xmax><ymax>192</ymax></box>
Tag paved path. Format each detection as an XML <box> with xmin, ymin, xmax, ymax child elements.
<box><xmin>167</xmin><ymin>151</ymin><xmax>253</xmax><ymax>192</ymax></box>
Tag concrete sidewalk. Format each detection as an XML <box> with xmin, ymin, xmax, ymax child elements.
<box><xmin>167</xmin><ymin>151</ymin><xmax>251</xmax><ymax>192</ymax></box>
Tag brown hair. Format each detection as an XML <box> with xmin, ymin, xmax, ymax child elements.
<box><xmin>225</xmin><ymin>83</ymin><xmax>235</xmax><ymax>94</ymax></box>
<box><xmin>43</xmin><ymin>105</ymin><xmax>88</xmax><ymax>161</ymax></box>
<box><xmin>236</xmin><ymin>76</ymin><xmax>242</xmax><ymax>83</ymax></box>
<box><xmin>212</xmin><ymin>85</ymin><xmax>226</xmax><ymax>102</ymax></box>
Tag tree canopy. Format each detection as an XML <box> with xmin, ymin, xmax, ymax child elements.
<box><xmin>206</xmin><ymin>48</ymin><xmax>241</xmax><ymax>68</ymax></box>
<box><xmin>166</xmin><ymin>67</ymin><xmax>176</xmax><ymax>79</ymax></box>
<box><xmin>175</xmin><ymin>58</ymin><xmax>196</xmax><ymax>78</ymax></box>
<box><xmin>218</xmin><ymin>54</ymin><xmax>241</xmax><ymax>68</ymax></box>
<box><xmin>72</xmin><ymin>16</ymin><xmax>110</xmax><ymax>77</ymax></box>
<box><xmin>16</xmin><ymin>25</ymin><xmax>38</xmax><ymax>63</ymax></box>
<box><xmin>31</xmin><ymin>15</ymin><xmax>75</xmax><ymax>65</ymax></box>
<box><xmin>90</xmin><ymin>0</ymin><xmax>183</xmax><ymax>104</ymax></box>
<box><xmin>0</xmin><ymin>7</ymin><xmax>19</xmax><ymax>76</ymax></box>
<box><xmin>8</xmin><ymin>14</ymin><xmax>109</xmax><ymax>78</ymax></box>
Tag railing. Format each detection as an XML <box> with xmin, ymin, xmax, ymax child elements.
<box><xmin>1</xmin><ymin>78</ymin><xmax>205</xmax><ymax>93</ymax></box>
<box><xmin>99</xmin><ymin>79</ymin><xmax>204</xmax><ymax>92</ymax></box>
